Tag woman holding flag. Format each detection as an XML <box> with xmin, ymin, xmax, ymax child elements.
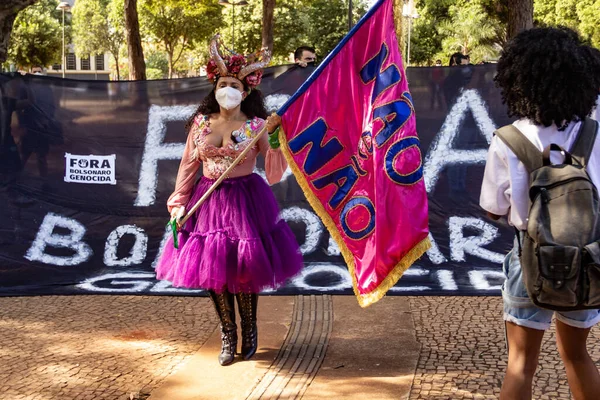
<box><xmin>155</xmin><ymin>35</ymin><xmax>302</xmax><ymax>366</ymax></box>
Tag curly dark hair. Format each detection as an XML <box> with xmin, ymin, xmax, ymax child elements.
<box><xmin>583</xmin><ymin>45</ymin><xmax>600</xmax><ymax>91</ymax></box>
<box><xmin>494</xmin><ymin>27</ymin><xmax>599</xmax><ymax>129</ymax></box>
<box><xmin>185</xmin><ymin>81</ymin><xmax>268</xmax><ymax>131</ymax></box>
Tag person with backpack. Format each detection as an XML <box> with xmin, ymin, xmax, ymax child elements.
<box><xmin>480</xmin><ymin>27</ymin><xmax>600</xmax><ymax>400</ymax></box>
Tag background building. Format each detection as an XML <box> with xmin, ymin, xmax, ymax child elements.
<box><xmin>46</xmin><ymin>50</ymin><xmax>111</xmax><ymax>80</ymax></box>
<box><xmin>46</xmin><ymin>0</ymin><xmax>111</xmax><ymax>80</ymax></box>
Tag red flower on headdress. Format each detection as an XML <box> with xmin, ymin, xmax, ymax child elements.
<box><xmin>228</xmin><ymin>54</ymin><xmax>246</xmax><ymax>75</ymax></box>
<box><xmin>206</xmin><ymin>59</ymin><xmax>219</xmax><ymax>81</ymax></box>
<box><xmin>207</xmin><ymin>54</ymin><xmax>249</xmax><ymax>82</ymax></box>
<box><xmin>245</xmin><ymin>70</ymin><xmax>263</xmax><ymax>88</ymax></box>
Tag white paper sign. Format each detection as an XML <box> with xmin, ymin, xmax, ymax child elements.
<box><xmin>64</xmin><ymin>153</ymin><xmax>117</xmax><ymax>185</ymax></box>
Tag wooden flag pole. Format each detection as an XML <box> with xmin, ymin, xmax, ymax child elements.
<box><xmin>177</xmin><ymin>124</ymin><xmax>269</xmax><ymax>227</ymax></box>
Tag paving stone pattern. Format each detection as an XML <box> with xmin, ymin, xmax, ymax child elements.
<box><xmin>0</xmin><ymin>296</ymin><xmax>217</xmax><ymax>400</ymax></box>
<box><xmin>408</xmin><ymin>296</ymin><xmax>600</xmax><ymax>399</ymax></box>
<box><xmin>246</xmin><ymin>295</ymin><xmax>333</xmax><ymax>400</ymax></box>
<box><xmin>3</xmin><ymin>295</ymin><xmax>600</xmax><ymax>399</ymax></box>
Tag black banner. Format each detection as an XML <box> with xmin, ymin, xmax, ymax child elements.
<box><xmin>0</xmin><ymin>64</ymin><xmax>514</xmax><ymax>296</ymax></box>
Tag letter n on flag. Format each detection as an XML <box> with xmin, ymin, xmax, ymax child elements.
<box><xmin>277</xmin><ymin>0</ymin><xmax>430</xmax><ymax>307</ymax></box>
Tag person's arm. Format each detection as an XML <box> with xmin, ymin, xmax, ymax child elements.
<box><xmin>257</xmin><ymin>115</ymin><xmax>288</xmax><ymax>184</ymax></box>
<box><xmin>167</xmin><ymin>123</ymin><xmax>202</xmax><ymax>216</ymax></box>
<box><xmin>480</xmin><ymin>136</ymin><xmax>511</xmax><ymax>221</ymax></box>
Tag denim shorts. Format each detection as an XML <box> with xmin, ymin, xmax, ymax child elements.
<box><xmin>502</xmin><ymin>238</ymin><xmax>600</xmax><ymax>331</ymax></box>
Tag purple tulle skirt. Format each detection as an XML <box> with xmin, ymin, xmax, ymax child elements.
<box><xmin>155</xmin><ymin>173</ymin><xmax>303</xmax><ymax>293</ymax></box>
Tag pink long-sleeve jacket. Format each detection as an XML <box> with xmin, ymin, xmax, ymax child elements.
<box><xmin>167</xmin><ymin>114</ymin><xmax>287</xmax><ymax>213</ymax></box>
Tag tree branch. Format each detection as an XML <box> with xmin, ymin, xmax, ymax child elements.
<box><xmin>172</xmin><ymin>37</ymin><xmax>188</xmax><ymax>66</ymax></box>
<box><xmin>0</xmin><ymin>0</ymin><xmax>40</xmax><ymax>63</ymax></box>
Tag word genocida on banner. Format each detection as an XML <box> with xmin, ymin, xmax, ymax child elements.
<box><xmin>24</xmin><ymin>89</ymin><xmax>508</xmax><ymax>295</ymax></box>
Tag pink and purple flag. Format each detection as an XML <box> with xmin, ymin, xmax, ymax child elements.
<box><xmin>277</xmin><ymin>0</ymin><xmax>430</xmax><ymax>307</ymax></box>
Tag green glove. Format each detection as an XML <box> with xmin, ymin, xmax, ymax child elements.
<box><xmin>168</xmin><ymin>218</ymin><xmax>179</xmax><ymax>249</ymax></box>
<box><xmin>268</xmin><ymin>126</ymin><xmax>281</xmax><ymax>149</ymax></box>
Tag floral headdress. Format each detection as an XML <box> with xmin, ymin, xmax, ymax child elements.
<box><xmin>206</xmin><ymin>34</ymin><xmax>271</xmax><ymax>89</ymax></box>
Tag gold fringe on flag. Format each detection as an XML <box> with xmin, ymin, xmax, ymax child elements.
<box><xmin>278</xmin><ymin>127</ymin><xmax>431</xmax><ymax>308</ymax></box>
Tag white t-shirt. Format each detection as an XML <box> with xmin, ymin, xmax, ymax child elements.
<box><xmin>480</xmin><ymin>117</ymin><xmax>600</xmax><ymax>231</ymax></box>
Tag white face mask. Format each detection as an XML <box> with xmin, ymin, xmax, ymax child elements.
<box><xmin>215</xmin><ymin>87</ymin><xmax>243</xmax><ymax>110</ymax></box>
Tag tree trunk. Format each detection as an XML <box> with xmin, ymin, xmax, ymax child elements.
<box><xmin>113</xmin><ymin>53</ymin><xmax>120</xmax><ymax>81</ymax></box>
<box><xmin>167</xmin><ymin>50</ymin><xmax>174</xmax><ymax>79</ymax></box>
<box><xmin>124</xmin><ymin>0</ymin><xmax>146</xmax><ymax>80</ymax></box>
<box><xmin>0</xmin><ymin>0</ymin><xmax>38</xmax><ymax>64</ymax></box>
<box><xmin>507</xmin><ymin>0</ymin><xmax>533</xmax><ymax>40</ymax></box>
<box><xmin>261</xmin><ymin>0</ymin><xmax>275</xmax><ymax>52</ymax></box>
<box><xmin>392</xmin><ymin>0</ymin><xmax>404</xmax><ymax>56</ymax></box>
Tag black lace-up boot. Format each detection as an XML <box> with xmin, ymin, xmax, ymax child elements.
<box><xmin>208</xmin><ymin>290</ymin><xmax>237</xmax><ymax>366</ymax></box>
<box><xmin>235</xmin><ymin>292</ymin><xmax>258</xmax><ymax>360</ymax></box>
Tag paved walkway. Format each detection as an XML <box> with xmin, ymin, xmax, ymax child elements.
<box><xmin>0</xmin><ymin>295</ymin><xmax>599</xmax><ymax>399</ymax></box>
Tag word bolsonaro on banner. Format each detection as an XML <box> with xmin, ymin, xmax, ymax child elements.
<box><xmin>278</xmin><ymin>0</ymin><xmax>430</xmax><ymax>307</ymax></box>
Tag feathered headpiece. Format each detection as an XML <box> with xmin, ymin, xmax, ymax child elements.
<box><xmin>206</xmin><ymin>34</ymin><xmax>271</xmax><ymax>88</ymax></box>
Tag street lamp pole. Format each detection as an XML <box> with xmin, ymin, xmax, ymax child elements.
<box><xmin>56</xmin><ymin>2</ymin><xmax>71</xmax><ymax>78</ymax></box>
<box><xmin>218</xmin><ymin>0</ymin><xmax>249</xmax><ymax>50</ymax></box>
<box><xmin>348</xmin><ymin>0</ymin><xmax>353</xmax><ymax>31</ymax></box>
<box><xmin>407</xmin><ymin>15</ymin><xmax>413</xmax><ymax>66</ymax></box>
<box><xmin>233</xmin><ymin>5</ymin><xmax>235</xmax><ymax>49</ymax></box>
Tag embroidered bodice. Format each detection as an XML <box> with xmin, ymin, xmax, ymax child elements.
<box><xmin>192</xmin><ymin>114</ymin><xmax>263</xmax><ymax>178</ymax></box>
<box><xmin>166</xmin><ymin>114</ymin><xmax>287</xmax><ymax>212</ymax></box>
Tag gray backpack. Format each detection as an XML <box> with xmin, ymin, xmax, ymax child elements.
<box><xmin>495</xmin><ymin>118</ymin><xmax>600</xmax><ymax>311</ymax></box>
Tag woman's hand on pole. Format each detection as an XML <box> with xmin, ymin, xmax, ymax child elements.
<box><xmin>170</xmin><ymin>206</ymin><xmax>186</xmax><ymax>230</ymax></box>
<box><xmin>266</xmin><ymin>113</ymin><xmax>282</xmax><ymax>134</ymax></box>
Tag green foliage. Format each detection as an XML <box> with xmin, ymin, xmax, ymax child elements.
<box><xmin>408</xmin><ymin>0</ymin><xmax>502</xmax><ymax>65</ymax></box>
<box><xmin>272</xmin><ymin>0</ymin><xmax>309</xmax><ymax>63</ymax></box>
<box><xmin>554</xmin><ymin>0</ymin><xmax>579</xmax><ymax>28</ymax></box>
<box><xmin>139</xmin><ymin>0</ymin><xmax>223</xmax><ymax>77</ymax></box>
<box><xmin>72</xmin><ymin>0</ymin><xmax>124</xmax><ymax>78</ymax></box>
<box><xmin>535</xmin><ymin>0</ymin><xmax>600</xmax><ymax>48</ymax></box>
<box><xmin>146</xmin><ymin>67</ymin><xmax>164</xmax><ymax>80</ymax></box>
<box><xmin>533</xmin><ymin>0</ymin><xmax>553</xmax><ymax>26</ymax></box>
<box><xmin>304</xmin><ymin>0</ymin><xmax>351</xmax><ymax>59</ymax></box>
<box><xmin>8</xmin><ymin>0</ymin><xmax>64</xmax><ymax>69</ymax></box>
<box><xmin>218</xmin><ymin>0</ymin><xmax>368</xmax><ymax>64</ymax></box>
<box><xmin>436</xmin><ymin>1</ymin><xmax>499</xmax><ymax>63</ymax></box>
<box><xmin>217</xmin><ymin>0</ymin><xmax>263</xmax><ymax>58</ymax></box>
<box><xmin>145</xmin><ymin>49</ymin><xmax>169</xmax><ymax>78</ymax></box>
<box><xmin>10</xmin><ymin>0</ymin><xmax>597</xmax><ymax>77</ymax></box>
<box><xmin>407</xmin><ymin>6</ymin><xmax>443</xmax><ymax>66</ymax></box>
<box><xmin>72</xmin><ymin>0</ymin><xmax>124</xmax><ymax>56</ymax></box>
<box><xmin>305</xmin><ymin>0</ymin><xmax>369</xmax><ymax>59</ymax></box>
<box><xmin>576</xmin><ymin>0</ymin><xmax>600</xmax><ymax>48</ymax></box>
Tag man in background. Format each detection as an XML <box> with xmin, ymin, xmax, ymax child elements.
<box><xmin>294</xmin><ymin>46</ymin><xmax>317</xmax><ymax>67</ymax></box>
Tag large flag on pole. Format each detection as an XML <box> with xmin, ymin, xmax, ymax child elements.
<box><xmin>277</xmin><ymin>0</ymin><xmax>430</xmax><ymax>307</ymax></box>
